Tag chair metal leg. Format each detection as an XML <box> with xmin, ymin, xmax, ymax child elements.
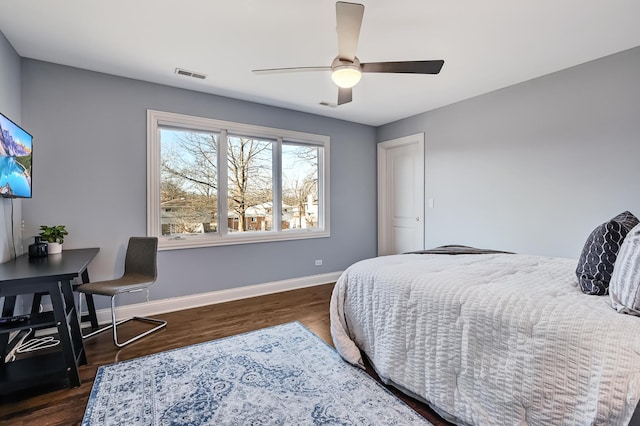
<box><xmin>80</xmin><ymin>300</ymin><xmax>126</xmax><ymax>340</ymax></box>
<box><xmin>81</xmin><ymin>293</ymin><xmax>167</xmax><ymax>348</ymax></box>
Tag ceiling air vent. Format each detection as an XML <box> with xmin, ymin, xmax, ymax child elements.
<box><xmin>319</xmin><ymin>101</ymin><xmax>337</xmax><ymax>108</ymax></box>
<box><xmin>175</xmin><ymin>68</ymin><xmax>207</xmax><ymax>80</ymax></box>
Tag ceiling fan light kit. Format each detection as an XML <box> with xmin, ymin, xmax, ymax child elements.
<box><xmin>252</xmin><ymin>1</ymin><xmax>444</xmax><ymax>106</ymax></box>
<box><xmin>331</xmin><ymin>57</ymin><xmax>362</xmax><ymax>88</ymax></box>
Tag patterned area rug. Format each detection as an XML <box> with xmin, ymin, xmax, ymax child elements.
<box><xmin>83</xmin><ymin>322</ymin><xmax>431</xmax><ymax>425</ymax></box>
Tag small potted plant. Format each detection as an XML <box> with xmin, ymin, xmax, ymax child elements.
<box><xmin>39</xmin><ymin>225</ymin><xmax>68</xmax><ymax>254</ymax></box>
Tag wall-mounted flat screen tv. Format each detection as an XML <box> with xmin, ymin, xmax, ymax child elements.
<box><xmin>0</xmin><ymin>112</ymin><xmax>33</xmax><ymax>199</ymax></box>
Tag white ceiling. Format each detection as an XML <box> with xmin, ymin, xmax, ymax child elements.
<box><xmin>1</xmin><ymin>0</ymin><xmax>639</xmax><ymax>126</ymax></box>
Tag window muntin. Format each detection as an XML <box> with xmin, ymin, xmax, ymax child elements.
<box><xmin>147</xmin><ymin>110</ymin><xmax>330</xmax><ymax>249</ymax></box>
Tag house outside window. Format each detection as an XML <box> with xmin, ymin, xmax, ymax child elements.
<box><xmin>147</xmin><ymin>110</ymin><xmax>330</xmax><ymax>249</ymax></box>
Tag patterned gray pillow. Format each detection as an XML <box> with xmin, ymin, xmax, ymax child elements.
<box><xmin>575</xmin><ymin>211</ymin><xmax>639</xmax><ymax>295</ymax></box>
<box><xmin>610</xmin><ymin>223</ymin><xmax>640</xmax><ymax>314</ymax></box>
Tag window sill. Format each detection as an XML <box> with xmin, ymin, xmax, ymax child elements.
<box><xmin>157</xmin><ymin>229</ymin><xmax>330</xmax><ymax>251</ymax></box>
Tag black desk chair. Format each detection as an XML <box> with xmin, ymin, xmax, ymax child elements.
<box><xmin>76</xmin><ymin>237</ymin><xmax>166</xmax><ymax>348</ymax></box>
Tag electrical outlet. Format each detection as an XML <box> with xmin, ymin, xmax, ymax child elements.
<box><xmin>315</xmin><ymin>259</ymin><xmax>323</xmax><ymax>266</ymax></box>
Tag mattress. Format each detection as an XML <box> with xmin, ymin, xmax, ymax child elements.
<box><xmin>330</xmin><ymin>253</ymin><xmax>640</xmax><ymax>425</ymax></box>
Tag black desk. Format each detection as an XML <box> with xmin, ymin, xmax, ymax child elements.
<box><xmin>0</xmin><ymin>248</ymin><xmax>99</xmax><ymax>394</ymax></box>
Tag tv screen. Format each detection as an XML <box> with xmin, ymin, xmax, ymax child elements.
<box><xmin>0</xmin><ymin>112</ymin><xmax>33</xmax><ymax>198</ymax></box>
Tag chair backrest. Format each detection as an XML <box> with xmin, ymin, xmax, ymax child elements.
<box><xmin>123</xmin><ymin>237</ymin><xmax>158</xmax><ymax>282</ymax></box>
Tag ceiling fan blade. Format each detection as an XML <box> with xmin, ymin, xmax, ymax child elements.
<box><xmin>336</xmin><ymin>2</ymin><xmax>364</xmax><ymax>62</ymax></box>
<box><xmin>252</xmin><ymin>66</ymin><xmax>331</xmax><ymax>74</ymax></box>
<box><xmin>337</xmin><ymin>87</ymin><xmax>352</xmax><ymax>105</ymax></box>
<box><xmin>361</xmin><ymin>60</ymin><xmax>444</xmax><ymax>74</ymax></box>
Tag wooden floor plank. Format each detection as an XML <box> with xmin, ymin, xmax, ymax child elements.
<box><xmin>0</xmin><ymin>283</ymin><xmax>449</xmax><ymax>425</ymax></box>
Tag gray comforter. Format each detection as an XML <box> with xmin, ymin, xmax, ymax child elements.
<box><xmin>330</xmin><ymin>252</ymin><xmax>640</xmax><ymax>425</ymax></box>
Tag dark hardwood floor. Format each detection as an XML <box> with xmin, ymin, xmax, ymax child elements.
<box><xmin>0</xmin><ymin>283</ymin><xmax>450</xmax><ymax>425</ymax></box>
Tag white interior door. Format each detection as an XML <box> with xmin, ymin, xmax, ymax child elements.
<box><xmin>378</xmin><ymin>134</ymin><xmax>424</xmax><ymax>256</ymax></box>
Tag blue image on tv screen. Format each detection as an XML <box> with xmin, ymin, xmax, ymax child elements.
<box><xmin>0</xmin><ymin>113</ymin><xmax>33</xmax><ymax>198</ymax></box>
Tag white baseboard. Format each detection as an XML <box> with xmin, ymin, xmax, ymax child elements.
<box><xmin>91</xmin><ymin>271</ymin><xmax>342</xmax><ymax>325</ymax></box>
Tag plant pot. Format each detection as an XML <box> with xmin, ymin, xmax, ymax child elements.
<box><xmin>47</xmin><ymin>242</ymin><xmax>63</xmax><ymax>254</ymax></box>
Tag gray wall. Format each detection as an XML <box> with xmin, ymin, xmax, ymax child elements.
<box><xmin>0</xmin><ymin>31</ymin><xmax>22</xmax><ymax>263</ymax></box>
<box><xmin>378</xmin><ymin>46</ymin><xmax>640</xmax><ymax>258</ymax></box>
<box><xmin>20</xmin><ymin>59</ymin><xmax>377</xmax><ymax>304</ymax></box>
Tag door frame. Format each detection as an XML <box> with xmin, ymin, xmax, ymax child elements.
<box><xmin>377</xmin><ymin>133</ymin><xmax>425</xmax><ymax>256</ymax></box>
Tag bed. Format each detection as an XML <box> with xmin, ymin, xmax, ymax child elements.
<box><xmin>330</xmin><ymin>247</ymin><xmax>640</xmax><ymax>425</ymax></box>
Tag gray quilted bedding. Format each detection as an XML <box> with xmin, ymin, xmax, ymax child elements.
<box><xmin>330</xmin><ymin>253</ymin><xmax>640</xmax><ymax>425</ymax></box>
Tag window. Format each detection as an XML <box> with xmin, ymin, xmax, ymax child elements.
<box><xmin>147</xmin><ymin>110</ymin><xmax>330</xmax><ymax>249</ymax></box>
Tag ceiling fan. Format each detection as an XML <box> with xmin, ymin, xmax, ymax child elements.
<box><xmin>252</xmin><ymin>1</ymin><xmax>444</xmax><ymax>106</ymax></box>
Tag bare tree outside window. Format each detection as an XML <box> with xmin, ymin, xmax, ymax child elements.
<box><xmin>282</xmin><ymin>144</ymin><xmax>319</xmax><ymax>230</ymax></box>
<box><xmin>160</xmin><ymin>129</ymin><xmax>218</xmax><ymax>235</ymax></box>
<box><xmin>227</xmin><ymin>136</ymin><xmax>273</xmax><ymax>232</ymax></box>
<box><xmin>161</xmin><ymin>129</ymin><xmax>278</xmax><ymax>235</ymax></box>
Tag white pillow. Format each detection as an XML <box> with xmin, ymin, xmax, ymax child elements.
<box><xmin>610</xmin><ymin>222</ymin><xmax>640</xmax><ymax>315</ymax></box>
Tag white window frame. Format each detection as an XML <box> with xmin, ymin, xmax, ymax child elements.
<box><xmin>147</xmin><ymin>110</ymin><xmax>330</xmax><ymax>250</ymax></box>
